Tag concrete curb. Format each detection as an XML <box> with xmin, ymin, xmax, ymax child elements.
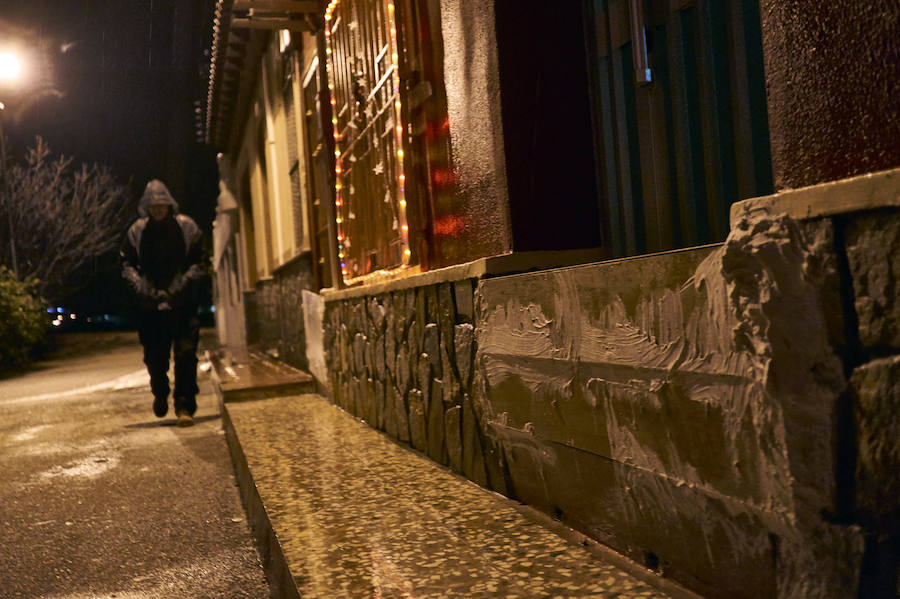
<box><xmin>221</xmin><ymin>404</ymin><xmax>301</xmax><ymax>599</ymax></box>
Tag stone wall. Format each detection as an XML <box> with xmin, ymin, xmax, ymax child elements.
<box><xmin>245</xmin><ymin>254</ymin><xmax>316</xmax><ymax>370</ymax></box>
<box><xmin>843</xmin><ymin>206</ymin><xmax>900</xmax><ymax>597</ymax></box>
<box><xmin>323</xmin><ymin>278</ymin><xmax>510</xmax><ymax>493</ymax></box>
<box><xmin>321</xmin><ymin>180</ymin><xmax>900</xmax><ymax>598</ymax></box>
<box><xmin>476</xmin><ymin>218</ymin><xmax>867</xmax><ymax>599</ymax></box>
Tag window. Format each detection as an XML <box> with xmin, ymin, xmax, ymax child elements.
<box><xmin>281</xmin><ymin>35</ymin><xmax>307</xmax><ymax>254</ymax></box>
<box><xmin>585</xmin><ymin>0</ymin><xmax>772</xmax><ymax>257</ymax></box>
<box><xmin>325</xmin><ymin>0</ymin><xmax>412</xmax><ymax>283</ymax></box>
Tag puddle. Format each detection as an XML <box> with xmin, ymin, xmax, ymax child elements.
<box><xmin>10</xmin><ymin>425</ymin><xmax>52</xmax><ymax>443</ymax></box>
<box><xmin>37</xmin><ymin>453</ymin><xmax>121</xmax><ymax>481</ymax></box>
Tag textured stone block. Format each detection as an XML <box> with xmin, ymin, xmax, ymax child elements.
<box><xmin>441</xmin><ymin>343</ymin><xmax>455</xmax><ymax>405</ymax></box>
<box><xmin>776</xmin><ymin>522</ymin><xmax>865</xmax><ymax>599</ymax></box>
<box><xmin>374</xmin><ymin>379</ymin><xmax>386</xmax><ymax>430</ymax></box>
<box><xmin>340</xmin><ymin>379</ymin><xmax>352</xmax><ymax>413</ymax></box>
<box><xmin>438</xmin><ymin>283</ymin><xmax>457</xmax><ymax>357</ymax></box>
<box><xmin>454</xmin><ymin>279</ymin><xmax>475</xmax><ymax>322</ymax></box>
<box><xmin>414</xmin><ymin>287</ymin><xmax>427</xmax><ymax>344</ymax></box>
<box><xmin>403</xmin><ymin>288</ymin><xmax>416</xmax><ymax>324</ymax></box>
<box><xmin>375</xmin><ymin>332</ymin><xmax>386</xmax><ymax>379</ymax></box>
<box><xmin>384</xmin><ymin>385</ymin><xmax>399</xmax><ymax>439</ymax></box>
<box><xmin>329</xmin><ymin>371</ymin><xmax>341</xmax><ymax>404</ymax></box>
<box><xmin>352</xmin><ymin>299</ymin><xmax>367</xmax><ymax>333</ymax></box>
<box><xmin>462</xmin><ymin>396</ymin><xmax>487</xmax><ymax>487</ymax></box>
<box><xmin>364</xmin><ymin>334</ymin><xmax>375</xmax><ymax>378</ymax></box>
<box><xmin>845</xmin><ymin>209</ymin><xmax>900</xmax><ymax>350</ymax></box>
<box><xmin>352</xmin><ymin>333</ymin><xmax>366</xmax><ymax>376</ymax></box>
<box><xmin>384</xmin><ymin>319</ymin><xmax>396</xmax><ymax>381</ymax></box>
<box><xmin>481</xmin><ymin>436</ymin><xmax>509</xmax><ymax>497</ymax></box>
<box><xmin>454</xmin><ymin>323</ymin><xmax>475</xmax><ymax>389</ymax></box>
<box><xmin>391</xmin><ymin>292</ymin><xmax>405</xmax><ymax>350</ymax></box>
<box><xmin>276</xmin><ymin>272</ymin><xmax>309</xmax><ymax>369</ymax></box>
<box><xmin>338</xmin><ymin>325</ymin><xmax>349</xmax><ymax>373</ymax></box>
<box><xmin>798</xmin><ymin>219</ymin><xmax>846</xmax><ymax>351</ymax></box>
<box><xmin>425</xmin><ymin>284</ymin><xmax>440</xmax><ymax>324</ymax></box>
<box><xmin>428</xmin><ymin>379</ymin><xmax>446</xmax><ymax>464</ymax></box>
<box><xmin>408</xmin><ymin>390</ymin><xmax>428</xmax><ymax>452</ymax></box>
<box><xmin>476</xmin><ymin>217</ymin><xmax>858</xmax><ymax>597</ymax></box>
<box><xmin>396</xmin><ymin>346</ymin><xmax>410</xmax><ymax>394</ymax></box>
<box><xmin>406</xmin><ymin>324</ymin><xmax>421</xmax><ymax>381</ymax></box>
<box><xmin>497</xmin><ymin>425</ymin><xmax>780</xmax><ymax>599</ymax></box>
<box><xmin>445</xmin><ymin>405</ymin><xmax>462</xmax><ymax>472</ymax></box>
<box><xmin>363</xmin><ymin>378</ymin><xmax>377</xmax><ymax>425</ymax></box>
<box><xmin>423</xmin><ymin>323</ymin><xmax>441</xmax><ymax>375</ymax></box>
<box><xmin>851</xmin><ymin>355</ymin><xmax>900</xmax><ymax>525</ymax></box>
<box><xmin>368</xmin><ymin>296</ymin><xmax>387</xmax><ymax>331</ymax></box>
<box><xmin>353</xmin><ymin>377</ymin><xmax>365</xmax><ymax>419</ymax></box>
<box><xmin>417</xmin><ymin>354</ymin><xmax>432</xmax><ymax>409</ymax></box>
<box><xmin>394</xmin><ymin>387</ymin><xmax>410</xmax><ymax>443</ymax></box>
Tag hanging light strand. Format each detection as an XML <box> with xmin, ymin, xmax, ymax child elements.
<box><xmin>324</xmin><ymin>0</ymin><xmax>347</xmax><ymax>277</ymax></box>
<box><xmin>325</xmin><ymin>0</ymin><xmax>412</xmax><ymax>284</ymax></box>
<box><xmin>387</xmin><ymin>1</ymin><xmax>411</xmax><ymax>266</ymax></box>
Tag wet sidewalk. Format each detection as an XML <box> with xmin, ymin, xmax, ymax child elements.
<box><xmin>0</xmin><ymin>331</ymin><xmax>273</xmax><ymax>599</ymax></box>
<box><xmin>214</xmin><ymin>356</ymin><xmax>700</xmax><ymax>598</ymax></box>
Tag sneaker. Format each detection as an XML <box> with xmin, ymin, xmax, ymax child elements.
<box><xmin>153</xmin><ymin>394</ymin><xmax>168</xmax><ymax>418</ymax></box>
<box><xmin>176</xmin><ymin>410</ymin><xmax>194</xmax><ymax>427</ymax></box>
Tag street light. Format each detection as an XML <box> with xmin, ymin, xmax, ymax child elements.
<box><xmin>0</xmin><ymin>51</ymin><xmax>23</xmax><ymax>82</ymax></box>
<box><xmin>0</xmin><ymin>48</ymin><xmax>24</xmax><ymax>277</ymax></box>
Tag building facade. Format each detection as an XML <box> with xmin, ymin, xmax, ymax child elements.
<box><xmin>205</xmin><ymin>1</ymin><xmax>900</xmax><ymax>596</ymax></box>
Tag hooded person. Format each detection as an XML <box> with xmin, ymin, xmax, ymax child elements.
<box><xmin>121</xmin><ymin>179</ymin><xmax>206</xmax><ymax>426</ymax></box>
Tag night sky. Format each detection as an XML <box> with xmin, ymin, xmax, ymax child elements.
<box><xmin>1</xmin><ymin>1</ymin><xmax>219</xmax><ymax>314</ymax></box>
<box><xmin>1</xmin><ymin>0</ymin><xmax>218</xmax><ymax>229</ymax></box>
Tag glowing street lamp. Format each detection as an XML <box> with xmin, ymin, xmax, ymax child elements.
<box><xmin>0</xmin><ymin>51</ymin><xmax>23</xmax><ymax>83</ymax></box>
<box><xmin>0</xmin><ymin>49</ymin><xmax>24</xmax><ymax>277</ymax></box>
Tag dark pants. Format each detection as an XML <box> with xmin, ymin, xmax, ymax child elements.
<box><xmin>138</xmin><ymin>307</ymin><xmax>200</xmax><ymax>415</ymax></box>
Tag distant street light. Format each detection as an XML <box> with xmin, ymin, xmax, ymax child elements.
<box><xmin>0</xmin><ymin>37</ymin><xmax>63</xmax><ymax>281</ymax></box>
<box><xmin>0</xmin><ymin>51</ymin><xmax>22</xmax><ymax>82</ymax></box>
<box><xmin>0</xmin><ymin>49</ymin><xmax>24</xmax><ymax>277</ymax></box>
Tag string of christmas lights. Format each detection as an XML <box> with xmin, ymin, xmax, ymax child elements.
<box><xmin>325</xmin><ymin>0</ymin><xmax>411</xmax><ymax>285</ymax></box>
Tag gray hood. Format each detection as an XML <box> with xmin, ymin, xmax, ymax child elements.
<box><xmin>138</xmin><ymin>179</ymin><xmax>180</xmax><ymax>217</ymax></box>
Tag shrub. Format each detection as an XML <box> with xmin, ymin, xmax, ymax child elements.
<box><xmin>0</xmin><ymin>266</ymin><xmax>46</xmax><ymax>372</ymax></box>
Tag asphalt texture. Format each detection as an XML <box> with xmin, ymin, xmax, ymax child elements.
<box><xmin>0</xmin><ymin>330</ymin><xmax>272</xmax><ymax>599</ymax></box>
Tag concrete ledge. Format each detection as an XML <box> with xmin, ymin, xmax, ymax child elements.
<box><xmin>209</xmin><ymin>350</ymin><xmax>315</xmax><ymax>403</ymax></box>
<box><xmin>222</xmin><ymin>405</ymin><xmax>302</xmax><ymax>599</ymax></box>
<box><xmin>322</xmin><ymin>248</ymin><xmax>606</xmax><ymax>302</ymax></box>
<box><xmin>731</xmin><ymin>166</ymin><xmax>900</xmax><ymax>227</ymax></box>
<box><xmin>221</xmin><ymin>393</ymin><xmax>702</xmax><ymax>598</ymax></box>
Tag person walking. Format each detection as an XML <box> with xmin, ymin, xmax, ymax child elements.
<box><xmin>121</xmin><ymin>179</ymin><xmax>206</xmax><ymax>427</ymax></box>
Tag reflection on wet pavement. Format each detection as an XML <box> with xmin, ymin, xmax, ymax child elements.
<box><xmin>227</xmin><ymin>394</ymin><xmax>673</xmax><ymax>598</ymax></box>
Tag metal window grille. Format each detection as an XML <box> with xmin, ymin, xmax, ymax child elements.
<box><xmin>325</xmin><ymin>0</ymin><xmax>411</xmax><ymax>283</ymax></box>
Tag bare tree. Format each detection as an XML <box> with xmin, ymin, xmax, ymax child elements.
<box><xmin>0</xmin><ymin>136</ymin><xmax>134</xmax><ymax>303</ymax></box>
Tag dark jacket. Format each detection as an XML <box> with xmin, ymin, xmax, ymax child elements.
<box><xmin>121</xmin><ymin>180</ymin><xmax>205</xmax><ymax>311</ymax></box>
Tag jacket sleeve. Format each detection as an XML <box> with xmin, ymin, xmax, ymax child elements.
<box><xmin>120</xmin><ymin>226</ymin><xmax>153</xmax><ymax>298</ymax></box>
<box><xmin>167</xmin><ymin>218</ymin><xmax>206</xmax><ymax>304</ymax></box>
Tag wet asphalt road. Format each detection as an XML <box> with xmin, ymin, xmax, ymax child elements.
<box><xmin>0</xmin><ymin>330</ymin><xmax>272</xmax><ymax>598</ymax></box>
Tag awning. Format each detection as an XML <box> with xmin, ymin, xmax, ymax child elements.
<box><xmin>205</xmin><ymin>0</ymin><xmax>323</xmax><ymax>149</ymax></box>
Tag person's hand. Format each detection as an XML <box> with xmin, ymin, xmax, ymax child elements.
<box><xmin>167</xmin><ymin>276</ymin><xmax>186</xmax><ymax>298</ymax></box>
<box><xmin>135</xmin><ymin>278</ymin><xmax>154</xmax><ymax>298</ymax></box>
<box><xmin>152</xmin><ymin>289</ymin><xmax>171</xmax><ymax>303</ymax></box>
